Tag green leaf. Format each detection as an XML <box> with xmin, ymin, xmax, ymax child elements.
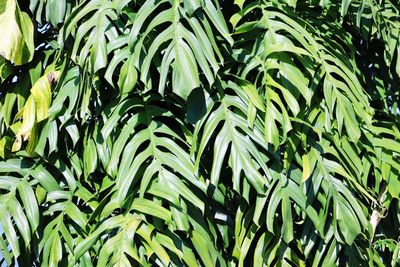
<box><xmin>83</xmin><ymin>137</ymin><xmax>98</xmax><ymax>179</ymax></box>
<box><xmin>118</xmin><ymin>55</ymin><xmax>137</xmax><ymax>95</ymax></box>
<box><xmin>131</xmin><ymin>198</ymin><xmax>172</xmax><ymax>222</ymax></box>
<box><xmin>237</xmin><ymin>78</ymin><xmax>265</xmax><ymax>112</ymax></box>
<box><xmin>0</xmin><ymin>55</ymin><xmax>12</xmax><ymax>81</ymax></box>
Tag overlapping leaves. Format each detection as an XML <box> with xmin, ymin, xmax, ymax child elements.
<box><xmin>0</xmin><ymin>0</ymin><xmax>400</xmax><ymax>266</ymax></box>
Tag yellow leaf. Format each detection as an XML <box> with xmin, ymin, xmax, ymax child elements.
<box><xmin>12</xmin><ymin>70</ymin><xmax>60</xmax><ymax>152</ymax></box>
<box><xmin>0</xmin><ymin>0</ymin><xmax>34</xmax><ymax>65</ymax></box>
<box><xmin>302</xmin><ymin>153</ymin><xmax>311</xmax><ymax>182</ymax></box>
<box><xmin>18</xmin><ymin>95</ymin><xmax>35</xmax><ymax>141</ymax></box>
<box><xmin>31</xmin><ymin>76</ymin><xmax>51</xmax><ymax>122</ymax></box>
<box><xmin>0</xmin><ymin>136</ymin><xmax>11</xmax><ymax>158</ymax></box>
<box><xmin>31</xmin><ymin>70</ymin><xmax>60</xmax><ymax>122</ymax></box>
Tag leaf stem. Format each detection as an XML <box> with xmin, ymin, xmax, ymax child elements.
<box><xmin>370</xmin><ymin>188</ymin><xmax>387</xmax><ymax>243</ymax></box>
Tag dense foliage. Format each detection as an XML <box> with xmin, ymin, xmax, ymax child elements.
<box><xmin>0</xmin><ymin>0</ymin><xmax>400</xmax><ymax>265</ymax></box>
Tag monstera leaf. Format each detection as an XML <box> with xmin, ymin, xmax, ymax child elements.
<box><xmin>0</xmin><ymin>0</ymin><xmax>400</xmax><ymax>266</ymax></box>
